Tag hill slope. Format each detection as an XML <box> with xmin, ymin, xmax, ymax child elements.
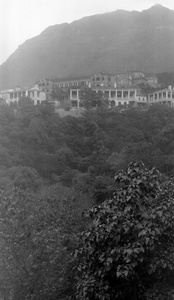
<box><xmin>1</xmin><ymin>4</ymin><xmax>174</xmax><ymax>89</ymax></box>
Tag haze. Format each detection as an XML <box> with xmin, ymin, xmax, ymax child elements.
<box><xmin>0</xmin><ymin>0</ymin><xmax>174</xmax><ymax>65</ymax></box>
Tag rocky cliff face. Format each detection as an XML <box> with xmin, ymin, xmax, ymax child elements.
<box><xmin>0</xmin><ymin>4</ymin><xmax>174</xmax><ymax>90</ymax></box>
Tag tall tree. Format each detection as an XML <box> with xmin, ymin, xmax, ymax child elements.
<box><xmin>74</xmin><ymin>162</ymin><xmax>174</xmax><ymax>299</ymax></box>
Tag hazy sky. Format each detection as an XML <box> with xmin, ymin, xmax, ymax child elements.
<box><xmin>0</xmin><ymin>0</ymin><xmax>174</xmax><ymax>65</ymax></box>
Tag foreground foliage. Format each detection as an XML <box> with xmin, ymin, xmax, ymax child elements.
<box><xmin>74</xmin><ymin>162</ymin><xmax>174</xmax><ymax>299</ymax></box>
<box><xmin>0</xmin><ymin>184</ymin><xmax>92</xmax><ymax>299</ymax></box>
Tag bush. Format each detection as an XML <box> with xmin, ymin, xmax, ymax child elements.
<box><xmin>74</xmin><ymin>162</ymin><xmax>174</xmax><ymax>299</ymax></box>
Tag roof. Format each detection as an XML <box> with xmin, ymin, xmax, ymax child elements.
<box><xmin>50</xmin><ymin>75</ymin><xmax>92</xmax><ymax>83</ymax></box>
<box><xmin>149</xmin><ymin>87</ymin><xmax>174</xmax><ymax>94</ymax></box>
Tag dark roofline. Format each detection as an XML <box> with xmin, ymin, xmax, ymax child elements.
<box><xmin>49</xmin><ymin>75</ymin><xmax>92</xmax><ymax>82</ymax></box>
<box><xmin>42</xmin><ymin>72</ymin><xmax>117</xmax><ymax>83</ymax></box>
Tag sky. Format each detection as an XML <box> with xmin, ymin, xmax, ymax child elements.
<box><xmin>0</xmin><ymin>0</ymin><xmax>174</xmax><ymax>65</ymax></box>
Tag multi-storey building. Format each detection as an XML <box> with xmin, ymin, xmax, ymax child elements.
<box><xmin>90</xmin><ymin>72</ymin><xmax>117</xmax><ymax>88</ymax></box>
<box><xmin>37</xmin><ymin>79</ymin><xmax>53</xmax><ymax>96</ymax></box>
<box><xmin>116</xmin><ymin>71</ymin><xmax>158</xmax><ymax>88</ymax></box>
<box><xmin>70</xmin><ymin>87</ymin><xmax>147</xmax><ymax>109</ymax></box>
<box><xmin>0</xmin><ymin>85</ymin><xmax>47</xmax><ymax>105</ymax></box>
<box><xmin>131</xmin><ymin>71</ymin><xmax>146</xmax><ymax>86</ymax></box>
<box><xmin>37</xmin><ymin>76</ymin><xmax>90</xmax><ymax>101</ymax></box>
<box><xmin>116</xmin><ymin>72</ymin><xmax>132</xmax><ymax>87</ymax></box>
<box><xmin>145</xmin><ymin>73</ymin><xmax>159</xmax><ymax>88</ymax></box>
<box><xmin>148</xmin><ymin>86</ymin><xmax>174</xmax><ymax>107</ymax></box>
<box><xmin>52</xmin><ymin>76</ymin><xmax>90</xmax><ymax>89</ymax></box>
<box><xmin>37</xmin><ymin>71</ymin><xmax>159</xmax><ymax>102</ymax></box>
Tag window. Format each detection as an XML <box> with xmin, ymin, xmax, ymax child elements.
<box><xmin>123</xmin><ymin>91</ymin><xmax>128</xmax><ymax>98</ymax></box>
<box><xmin>37</xmin><ymin>92</ymin><xmax>40</xmax><ymax>97</ymax></box>
<box><xmin>102</xmin><ymin>77</ymin><xmax>104</xmax><ymax>81</ymax></box>
<box><xmin>14</xmin><ymin>92</ymin><xmax>17</xmax><ymax>98</ymax></box>
<box><xmin>18</xmin><ymin>92</ymin><xmax>21</xmax><ymax>97</ymax></box>
<box><xmin>172</xmin><ymin>93</ymin><xmax>174</xmax><ymax>99</ymax></box>
<box><xmin>163</xmin><ymin>92</ymin><xmax>166</xmax><ymax>98</ymax></box>
<box><xmin>28</xmin><ymin>91</ymin><xmax>30</xmax><ymax>97</ymax></box>
<box><xmin>168</xmin><ymin>92</ymin><xmax>171</xmax><ymax>98</ymax></box>
<box><xmin>10</xmin><ymin>93</ymin><xmax>13</xmax><ymax>99</ymax></box>
<box><xmin>155</xmin><ymin>93</ymin><xmax>157</xmax><ymax>99</ymax></box>
<box><xmin>105</xmin><ymin>91</ymin><xmax>109</xmax><ymax>98</ymax></box>
<box><xmin>72</xmin><ymin>91</ymin><xmax>77</xmax><ymax>99</ymax></box>
<box><xmin>117</xmin><ymin>91</ymin><xmax>122</xmax><ymax>98</ymax></box>
<box><xmin>130</xmin><ymin>91</ymin><xmax>135</xmax><ymax>98</ymax></box>
<box><xmin>111</xmin><ymin>91</ymin><xmax>116</xmax><ymax>98</ymax></box>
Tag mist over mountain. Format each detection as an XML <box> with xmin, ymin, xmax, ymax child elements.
<box><xmin>0</xmin><ymin>4</ymin><xmax>174</xmax><ymax>90</ymax></box>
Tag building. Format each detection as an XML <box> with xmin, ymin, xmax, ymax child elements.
<box><xmin>70</xmin><ymin>87</ymin><xmax>147</xmax><ymax>109</ymax></box>
<box><xmin>0</xmin><ymin>85</ymin><xmax>47</xmax><ymax>105</ymax></box>
<box><xmin>115</xmin><ymin>71</ymin><xmax>159</xmax><ymax>88</ymax></box>
<box><xmin>36</xmin><ymin>79</ymin><xmax>53</xmax><ymax>99</ymax></box>
<box><xmin>147</xmin><ymin>86</ymin><xmax>174</xmax><ymax>107</ymax></box>
<box><xmin>90</xmin><ymin>72</ymin><xmax>117</xmax><ymax>88</ymax></box>
<box><xmin>37</xmin><ymin>76</ymin><xmax>91</xmax><ymax>102</ymax></box>
<box><xmin>116</xmin><ymin>72</ymin><xmax>132</xmax><ymax>87</ymax></box>
<box><xmin>52</xmin><ymin>76</ymin><xmax>90</xmax><ymax>89</ymax></box>
<box><xmin>37</xmin><ymin>71</ymin><xmax>159</xmax><ymax>101</ymax></box>
<box><xmin>145</xmin><ymin>73</ymin><xmax>159</xmax><ymax>88</ymax></box>
<box><xmin>136</xmin><ymin>90</ymin><xmax>148</xmax><ymax>106</ymax></box>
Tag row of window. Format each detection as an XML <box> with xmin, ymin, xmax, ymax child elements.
<box><xmin>71</xmin><ymin>100</ymin><xmax>130</xmax><ymax>108</ymax></box>
<box><xmin>53</xmin><ymin>81</ymin><xmax>89</xmax><ymax>89</ymax></box>
<box><xmin>39</xmin><ymin>82</ymin><xmax>49</xmax><ymax>87</ymax></box>
<box><xmin>92</xmin><ymin>77</ymin><xmax>112</xmax><ymax>81</ymax></box>
<box><xmin>71</xmin><ymin>90</ymin><xmax>136</xmax><ymax>99</ymax></box>
<box><xmin>105</xmin><ymin>90</ymin><xmax>135</xmax><ymax>98</ymax></box>
<box><xmin>9</xmin><ymin>91</ymin><xmax>40</xmax><ymax>99</ymax></box>
<box><xmin>149</xmin><ymin>91</ymin><xmax>174</xmax><ymax>100</ymax></box>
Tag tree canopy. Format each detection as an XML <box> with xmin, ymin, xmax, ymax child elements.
<box><xmin>74</xmin><ymin>162</ymin><xmax>174</xmax><ymax>299</ymax></box>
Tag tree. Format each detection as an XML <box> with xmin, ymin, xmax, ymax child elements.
<box><xmin>51</xmin><ymin>87</ymin><xmax>69</xmax><ymax>102</ymax></box>
<box><xmin>74</xmin><ymin>162</ymin><xmax>174</xmax><ymax>299</ymax></box>
<box><xmin>79</xmin><ymin>87</ymin><xmax>108</xmax><ymax>109</ymax></box>
<box><xmin>0</xmin><ymin>182</ymin><xmax>92</xmax><ymax>300</ymax></box>
<box><xmin>13</xmin><ymin>166</ymin><xmax>42</xmax><ymax>190</ymax></box>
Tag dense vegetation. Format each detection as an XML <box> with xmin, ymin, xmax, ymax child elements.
<box><xmin>1</xmin><ymin>99</ymin><xmax>174</xmax><ymax>298</ymax></box>
<box><xmin>75</xmin><ymin>162</ymin><xmax>174</xmax><ymax>299</ymax></box>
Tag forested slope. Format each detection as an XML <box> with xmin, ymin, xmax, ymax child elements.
<box><xmin>0</xmin><ymin>101</ymin><xmax>174</xmax><ymax>298</ymax></box>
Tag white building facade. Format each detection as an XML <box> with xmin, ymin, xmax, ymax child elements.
<box><xmin>147</xmin><ymin>87</ymin><xmax>174</xmax><ymax>107</ymax></box>
<box><xmin>0</xmin><ymin>85</ymin><xmax>47</xmax><ymax>105</ymax></box>
<box><xmin>70</xmin><ymin>87</ymin><xmax>147</xmax><ymax>108</ymax></box>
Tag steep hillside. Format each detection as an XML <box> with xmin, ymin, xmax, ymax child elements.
<box><xmin>0</xmin><ymin>4</ymin><xmax>174</xmax><ymax>89</ymax></box>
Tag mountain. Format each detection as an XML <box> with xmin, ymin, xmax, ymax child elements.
<box><xmin>1</xmin><ymin>4</ymin><xmax>174</xmax><ymax>90</ymax></box>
